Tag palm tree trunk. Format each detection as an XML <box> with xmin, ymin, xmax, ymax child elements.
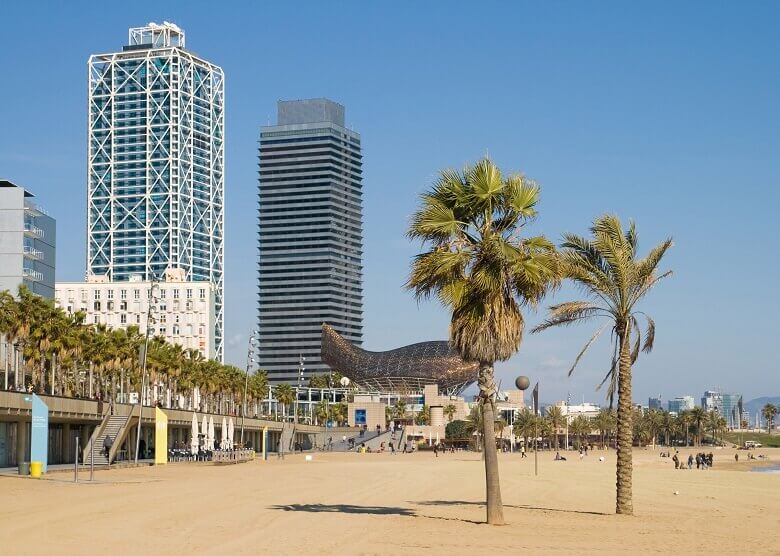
<box><xmin>478</xmin><ymin>362</ymin><xmax>504</xmax><ymax>525</ymax></box>
<box><xmin>615</xmin><ymin>326</ymin><xmax>634</xmax><ymax>516</ymax></box>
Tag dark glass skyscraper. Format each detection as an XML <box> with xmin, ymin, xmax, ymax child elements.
<box><xmin>258</xmin><ymin>99</ymin><xmax>363</xmax><ymax>383</ymax></box>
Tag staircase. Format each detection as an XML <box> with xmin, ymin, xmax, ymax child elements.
<box><xmin>83</xmin><ymin>411</ymin><xmax>134</xmax><ymax>466</ymax></box>
<box><xmin>279</xmin><ymin>422</ymin><xmax>295</xmax><ymax>454</ymax></box>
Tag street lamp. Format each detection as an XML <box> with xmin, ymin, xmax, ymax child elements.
<box><xmin>295</xmin><ymin>354</ymin><xmax>305</xmax><ymax>424</ymax></box>
<box><xmin>241</xmin><ymin>330</ymin><xmax>259</xmax><ymax>445</ymax></box>
<box><xmin>134</xmin><ymin>274</ymin><xmax>159</xmax><ymax>464</ymax></box>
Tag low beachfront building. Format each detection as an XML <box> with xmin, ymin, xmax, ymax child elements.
<box><xmin>55</xmin><ymin>267</ymin><xmax>216</xmax><ymax>359</ymax></box>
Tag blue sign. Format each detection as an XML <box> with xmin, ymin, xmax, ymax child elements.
<box><xmin>31</xmin><ymin>394</ymin><xmax>49</xmax><ymax>472</ymax></box>
<box><xmin>355</xmin><ymin>409</ymin><xmax>366</xmax><ymax>425</ymax></box>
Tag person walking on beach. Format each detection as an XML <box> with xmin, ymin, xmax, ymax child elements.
<box><xmin>277</xmin><ymin>438</ymin><xmax>285</xmax><ymax>460</ymax></box>
<box><xmin>687</xmin><ymin>454</ymin><xmax>694</xmax><ymax>469</ymax></box>
<box><xmin>433</xmin><ymin>443</ymin><xmax>439</xmax><ymax>457</ymax></box>
<box><xmin>672</xmin><ymin>452</ymin><xmax>679</xmax><ymax>469</ymax></box>
<box><xmin>103</xmin><ymin>433</ymin><xmax>113</xmax><ymax>459</ymax></box>
<box><xmin>521</xmin><ymin>445</ymin><xmax>527</xmax><ymax>458</ymax></box>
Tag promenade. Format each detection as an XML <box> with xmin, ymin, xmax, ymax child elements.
<box><xmin>0</xmin><ymin>448</ymin><xmax>777</xmax><ymax>554</ymax></box>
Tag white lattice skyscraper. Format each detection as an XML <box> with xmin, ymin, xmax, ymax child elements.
<box><xmin>87</xmin><ymin>23</ymin><xmax>225</xmax><ymax>360</ymax></box>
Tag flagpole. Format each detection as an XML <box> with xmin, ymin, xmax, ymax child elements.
<box><xmin>533</xmin><ymin>382</ymin><xmax>539</xmax><ymax>476</ymax></box>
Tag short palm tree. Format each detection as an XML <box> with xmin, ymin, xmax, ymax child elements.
<box><xmin>407</xmin><ymin>159</ymin><xmax>559</xmax><ymax>524</ymax></box>
<box><xmin>444</xmin><ymin>403</ymin><xmax>457</xmax><ymax>423</ymax></box>
<box><xmin>274</xmin><ymin>384</ymin><xmax>295</xmax><ymax>420</ymax></box>
<box><xmin>512</xmin><ymin>409</ymin><xmax>536</xmax><ymax>449</ymax></box>
<box><xmin>569</xmin><ymin>415</ymin><xmax>592</xmax><ymax>450</ymax></box>
<box><xmin>533</xmin><ymin>215</ymin><xmax>672</xmax><ymax>515</ymax></box>
<box><xmin>593</xmin><ymin>408</ymin><xmax>616</xmax><ymax>449</ymax></box>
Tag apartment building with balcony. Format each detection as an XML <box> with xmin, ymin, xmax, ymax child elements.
<box><xmin>55</xmin><ymin>267</ymin><xmax>215</xmax><ymax>359</ymax></box>
<box><xmin>0</xmin><ymin>180</ymin><xmax>56</xmax><ymax>298</ymax></box>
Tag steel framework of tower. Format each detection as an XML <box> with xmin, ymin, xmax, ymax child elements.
<box><xmin>87</xmin><ymin>23</ymin><xmax>225</xmax><ymax>360</ymax></box>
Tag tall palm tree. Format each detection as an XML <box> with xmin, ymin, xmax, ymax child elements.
<box><xmin>274</xmin><ymin>384</ymin><xmax>295</xmax><ymax>421</ymax></box>
<box><xmin>533</xmin><ymin>215</ymin><xmax>672</xmax><ymax>515</ymax></box>
<box><xmin>545</xmin><ymin>405</ymin><xmax>566</xmax><ymax>450</ymax></box>
<box><xmin>690</xmin><ymin>407</ymin><xmax>706</xmax><ymax>446</ymax></box>
<box><xmin>644</xmin><ymin>409</ymin><xmax>664</xmax><ymax>450</ymax></box>
<box><xmin>512</xmin><ymin>409</ymin><xmax>537</xmax><ymax>450</ymax></box>
<box><xmin>593</xmin><ymin>408</ymin><xmax>616</xmax><ymax>449</ymax></box>
<box><xmin>762</xmin><ymin>403</ymin><xmax>777</xmax><ymax>434</ymax></box>
<box><xmin>407</xmin><ymin>158</ymin><xmax>558</xmax><ymax>525</ymax></box>
<box><xmin>569</xmin><ymin>415</ymin><xmax>592</xmax><ymax>450</ymax></box>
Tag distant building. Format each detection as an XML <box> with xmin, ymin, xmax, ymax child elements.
<box><xmin>721</xmin><ymin>393</ymin><xmax>741</xmax><ymax>428</ymax></box>
<box><xmin>553</xmin><ymin>401</ymin><xmax>601</xmax><ymax>423</ymax></box>
<box><xmin>702</xmin><ymin>390</ymin><xmax>722</xmax><ymax>412</ymax></box>
<box><xmin>668</xmin><ymin>396</ymin><xmax>695</xmax><ymax>414</ymax></box>
<box><xmin>0</xmin><ymin>180</ymin><xmax>56</xmax><ymax>298</ymax></box>
<box><xmin>648</xmin><ymin>397</ymin><xmax>663</xmax><ymax>411</ymax></box>
<box><xmin>55</xmin><ymin>268</ymin><xmax>216</xmax><ymax>359</ymax></box>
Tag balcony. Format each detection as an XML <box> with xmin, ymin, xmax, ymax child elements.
<box><xmin>23</xmin><ymin>245</ymin><xmax>44</xmax><ymax>260</ymax></box>
<box><xmin>23</xmin><ymin>268</ymin><xmax>44</xmax><ymax>282</ymax></box>
<box><xmin>23</xmin><ymin>222</ymin><xmax>44</xmax><ymax>239</ymax></box>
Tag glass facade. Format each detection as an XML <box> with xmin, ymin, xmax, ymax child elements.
<box><xmin>87</xmin><ymin>24</ymin><xmax>224</xmax><ymax>360</ymax></box>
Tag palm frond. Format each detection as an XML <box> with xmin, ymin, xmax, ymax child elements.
<box><xmin>568</xmin><ymin>323</ymin><xmax>608</xmax><ymax>376</ymax></box>
<box><xmin>641</xmin><ymin>313</ymin><xmax>655</xmax><ymax>353</ymax></box>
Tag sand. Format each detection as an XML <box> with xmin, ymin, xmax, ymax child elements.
<box><xmin>1</xmin><ymin>448</ymin><xmax>778</xmax><ymax>555</ymax></box>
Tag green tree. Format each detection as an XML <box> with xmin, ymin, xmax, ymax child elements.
<box><xmin>274</xmin><ymin>384</ymin><xmax>295</xmax><ymax>420</ymax></box>
<box><xmin>444</xmin><ymin>403</ymin><xmax>457</xmax><ymax>423</ymax></box>
<box><xmin>512</xmin><ymin>409</ymin><xmax>537</xmax><ymax>450</ymax></box>
<box><xmin>446</xmin><ymin>419</ymin><xmax>472</xmax><ymax>440</ymax></box>
<box><xmin>407</xmin><ymin>158</ymin><xmax>558</xmax><ymax>525</ymax></box>
<box><xmin>415</xmin><ymin>404</ymin><xmax>431</xmax><ymax>425</ymax></box>
<box><xmin>593</xmin><ymin>408</ymin><xmax>616</xmax><ymax>449</ymax></box>
<box><xmin>533</xmin><ymin>215</ymin><xmax>672</xmax><ymax>515</ymax></box>
<box><xmin>569</xmin><ymin>415</ymin><xmax>592</xmax><ymax>449</ymax></box>
<box><xmin>545</xmin><ymin>405</ymin><xmax>566</xmax><ymax>450</ymax></box>
<box><xmin>762</xmin><ymin>403</ymin><xmax>777</xmax><ymax>434</ymax></box>
<box><xmin>690</xmin><ymin>407</ymin><xmax>706</xmax><ymax>446</ymax></box>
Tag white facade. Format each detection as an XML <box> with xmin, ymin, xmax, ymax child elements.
<box><xmin>55</xmin><ymin>268</ymin><xmax>215</xmax><ymax>359</ymax></box>
<box><xmin>554</xmin><ymin>401</ymin><xmax>602</xmax><ymax>423</ymax></box>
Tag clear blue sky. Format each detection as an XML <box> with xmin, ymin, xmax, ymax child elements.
<box><xmin>1</xmin><ymin>1</ymin><xmax>778</xmax><ymax>403</ymax></box>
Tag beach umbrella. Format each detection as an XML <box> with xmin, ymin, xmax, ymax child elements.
<box><xmin>208</xmin><ymin>416</ymin><xmax>215</xmax><ymax>451</ymax></box>
<box><xmin>190</xmin><ymin>413</ymin><xmax>199</xmax><ymax>455</ymax></box>
<box><xmin>228</xmin><ymin>418</ymin><xmax>235</xmax><ymax>449</ymax></box>
<box><xmin>221</xmin><ymin>416</ymin><xmax>228</xmax><ymax>450</ymax></box>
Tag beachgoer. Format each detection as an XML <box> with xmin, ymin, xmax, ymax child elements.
<box><xmin>687</xmin><ymin>454</ymin><xmax>693</xmax><ymax>469</ymax></box>
<box><xmin>433</xmin><ymin>443</ymin><xmax>439</xmax><ymax>457</ymax></box>
<box><xmin>376</xmin><ymin>424</ymin><xmax>381</xmax><ymax>437</ymax></box>
<box><xmin>521</xmin><ymin>445</ymin><xmax>527</xmax><ymax>458</ymax></box>
<box><xmin>672</xmin><ymin>453</ymin><xmax>679</xmax><ymax>469</ymax></box>
<box><xmin>103</xmin><ymin>433</ymin><xmax>113</xmax><ymax>459</ymax></box>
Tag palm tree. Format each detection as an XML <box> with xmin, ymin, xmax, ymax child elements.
<box><xmin>315</xmin><ymin>400</ymin><xmax>331</xmax><ymax>425</ymax></box>
<box><xmin>415</xmin><ymin>404</ymin><xmax>431</xmax><ymax>425</ymax></box>
<box><xmin>690</xmin><ymin>407</ymin><xmax>706</xmax><ymax>446</ymax></box>
<box><xmin>569</xmin><ymin>415</ymin><xmax>592</xmax><ymax>450</ymax></box>
<box><xmin>644</xmin><ymin>409</ymin><xmax>664</xmax><ymax>450</ymax></box>
<box><xmin>512</xmin><ymin>409</ymin><xmax>537</xmax><ymax>450</ymax></box>
<box><xmin>274</xmin><ymin>384</ymin><xmax>295</xmax><ymax>421</ymax></box>
<box><xmin>545</xmin><ymin>405</ymin><xmax>566</xmax><ymax>450</ymax></box>
<box><xmin>762</xmin><ymin>403</ymin><xmax>777</xmax><ymax>434</ymax></box>
<box><xmin>444</xmin><ymin>403</ymin><xmax>457</xmax><ymax>423</ymax></box>
<box><xmin>532</xmin><ymin>215</ymin><xmax>672</xmax><ymax>515</ymax></box>
<box><xmin>678</xmin><ymin>410</ymin><xmax>693</xmax><ymax>447</ymax></box>
<box><xmin>407</xmin><ymin>158</ymin><xmax>559</xmax><ymax>525</ymax></box>
<box><xmin>593</xmin><ymin>408</ymin><xmax>616</xmax><ymax>449</ymax></box>
<box><xmin>393</xmin><ymin>399</ymin><xmax>407</xmax><ymax>421</ymax></box>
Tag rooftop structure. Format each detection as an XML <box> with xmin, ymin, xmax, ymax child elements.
<box><xmin>320</xmin><ymin>324</ymin><xmax>478</xmax><ymax>395</ymax></box>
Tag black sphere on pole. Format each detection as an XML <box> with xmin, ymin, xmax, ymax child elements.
<box><xmin>515</xmin><ymin>376</ymin><xmax>530</xmax><ymax>391</ymax></box>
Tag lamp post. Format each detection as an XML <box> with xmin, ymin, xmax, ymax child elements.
<box><xmin>340</xmin><ymin>376</ymin><xmax>350</xmax><ymax>426</ymax></box>
<box><xmin>294</xmin><ymin>354</ymin><xmax>305</xmax><ymax>424</ymax></box>
<box><xmin>241</xmin><ymin>330</ymin><xmax>258</xmax><ymax>445</ymax></box>
<box><xmin>134</xmin><ymin>274</ymin><xmax>159</xmax><ymax>465</ymax></box>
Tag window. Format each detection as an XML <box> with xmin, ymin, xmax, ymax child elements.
<box><xmin>120</xmin><ymin>301</ymin><xmax>127</xmax><ymax>311</ymax></box>
<box><xmin>173</xmin><ymin>289</ymin><xmax>180</xmax><ymax>299</ymax></box>
<box><xmin>172</xmin><ymin>325</ymin><xmax>180</xmax><ymax>336</ymax></box>
<box><xmin>93</xmin><ymin>301</ymin><xmax>101</xmax><ymax>311</ymax></box>
<box><xmin>134</xmin><ymin>289</ymin><xmax>140</xmax><ymax>299</ymax></box>
<box><xmin>160</xmin><ymin>289</ymin><xmax>167</xmax><ymax>299</ymax></box>
<box><xmin>186</xmin><ymin>288</ymin><xmax>192</xmax><ymax>299</ymax></box>
<box><xmin>120</xmin><ymin>289</ymin><xmax>127</xmax><ymax>299</ymax></box>
<box><xmin>159</xmin><ymin>326</ymin><xmax>166</xmax><ymax>335</ymax></box>
<box><xmin>107</xmin><ymin>290</ymin><xmax>114</xmax><ymax>300</ymax></box>
<box><xmin>199</xmin><ymin>289</ymin><xmax>205</xmax><ymax>300</ymax></box>
<box><xmin>107</xmin><ymin>301</ymin><xmax>114</xmax><ymax>311</ymax></box>
<box><xmin>120</xmin><ymin>314</ymin><xmax>127</xmax><ymax>324</ymax></box>
<box><xmin>93</xmin><ymin>290</ymin><xmax>101</xmax><ymax>300</ymax></box>
<box><xmin>175</xmin><ymin>315</ymin><xmax>180</xmax><ymax>323</ymax></box>
<box><xmin>93</xmin><ymin>315</ymin><xmax>99</xmax><ymax>324</ymax></box>
<box><xmin>81</xmin><ymin>291</ymin><xmax>88</xmax><ymax>301</ymax></box>
<box><xmin>185</xmin><ymin>301</ymin><xmax>193</xmax><ymax>310</ymax></box>
<box><xmin>159</xmin><ymin>302</ymin><xmax>167</xmax><ymax>311</ymax></box>
<box><xmin>159</xmin><ymin>314</ymin><xmax>166</xmax><ymax>324</ymax></box>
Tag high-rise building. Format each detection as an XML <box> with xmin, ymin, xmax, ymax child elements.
<box><xmin>55</xmin><ymin>268</ymin><xmax>216</xmax><ymax>359</ymax></box>
<box><xmin>668</xmin><ymin>396</ymin><xmax>694</xmax><ymax>414</ymax></box>
<box><xmin>87</xmin><ymin>23</ymin><xmax>225</xmax><ymax>360</ymax></box>
<box><xmin>258</xmin><ymin>98</ymin><xmax>363</xmax><ymax>383</ymax></box>
<box><xmin>721</xmin><ymin>393</ymin><xmax>741</xmax><ymax>428</ymax></box>
<box><xmin>702</xmin><ymin>390</ymin><xmax>722</xmax><ymax>412</ymax></box>
<box><xmin>0</xmin><ymin>180</ymin><xmax>56</xmax><ymax>298</ymax></box>
<box><xmin>648</xmin><ymin>396</ymin><xmax>663</xmax><ymax>411</ymax></box>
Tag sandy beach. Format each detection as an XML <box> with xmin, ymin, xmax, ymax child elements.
<box><xmin>1</xmin><ymin>448</ymin><xmax>777</xmax><ymax>555</ymax></box>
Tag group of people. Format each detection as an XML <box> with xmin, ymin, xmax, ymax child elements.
<box><xmin>670</xmin><ymin>450</ymin><xmax>715</xmax><ymax>469</ymax></box>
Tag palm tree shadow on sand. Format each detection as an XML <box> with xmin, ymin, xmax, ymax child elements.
<box><xmin>413</xmin><ymin>500</ymin><xmax>610</xmax><ymax>517</ymax></box>
<box><xmin>269</xmin><ymin>504</ymin><xmax>481</xmax><ymax>524</ymax></box>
